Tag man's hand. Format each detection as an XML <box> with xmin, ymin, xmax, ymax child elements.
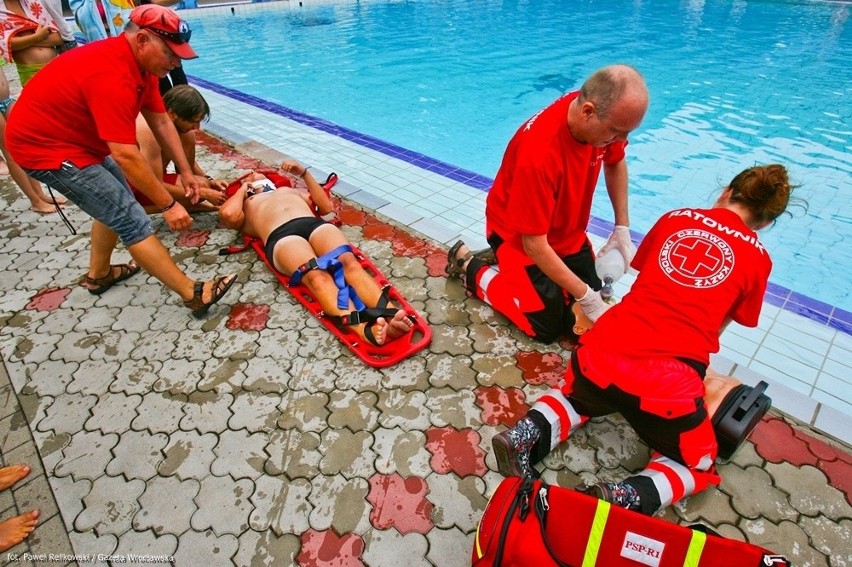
<box><xmin>598</xmin><ymin>225</ymin><xmax>636</xmax><ymax>266</ymax></box>
<box><xmin>576</xmin><ymin>285</ymin><xmax>612</xmax><ymax>322</ymax></box>
<box><xmin>162</xmin><ymin>202</ymin><xmax>192</xmax><ymax>231</ymax></box>
<box><xmin>205</xmin><ymin>177</ymin><xmax>228</xmax><ymax>192</ymax></box>
<box><xmin>180</xmin><ymin>171</ymin><xmax>201</xmax><ymax>204</ymax></box>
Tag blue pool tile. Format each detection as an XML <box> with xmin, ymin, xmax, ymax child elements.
<box><xmin>788</xmin><ymin>292</ymin><xmax>833</xmax><ymax>316</ymax></box>
<box><xmin>765</xmin><ymin>281</ymin><xmax>791</xmax><ymax>299</ymax></box>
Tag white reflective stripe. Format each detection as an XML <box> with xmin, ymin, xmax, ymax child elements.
<box><xmin>695</xmin><ymin>453</ymin><xmax>714</xmax><ymax>472</ymax></box>
<box><xmin>477</xmin><ymin>266</ymin><xmax>499</xmax><ymax>304</ymax></box>
<box><xmin>638</xmin><ymin>456</ymin><xmax>698</xmax><ymax>508</ymax></box>
<box><xmin>531</xmin><ymin>390</ymin><xmax>582</xmax><ymax>451</ymax></box>
<box><xmin>532</xmin><ymin>396</ymin><xmax>562</xmax><ymax>451</ymax></box>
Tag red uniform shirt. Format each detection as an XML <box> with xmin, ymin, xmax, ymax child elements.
<box><xmin>583</xmin><ymin>207</ymin><xmax>771</xmax><ymax>364</ymax></box>
<box><xmin>485</xmin><ymin>91</ymin><xmax>627</xmax><ymax>257</ymax></box>
<box><xmin>6</xmin><ymin>36</ymin><xmax>165</xmax><ymax>170</ymax></box>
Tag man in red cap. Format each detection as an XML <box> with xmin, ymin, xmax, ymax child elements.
<box><xmin>6</xmin><ymin>4</ymin><xmax>237</xmax><ymax>317</ymax></box>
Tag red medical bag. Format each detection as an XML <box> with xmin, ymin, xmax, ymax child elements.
<box><xmin>472</xmin><ymin>477</ymin><xmax>790</xmax><ymax>567</ymax></box>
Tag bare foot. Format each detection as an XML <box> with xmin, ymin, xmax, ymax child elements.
<box><xmin>0</xmin><ymin>465</ymin><xmax>29</xmax><ymax>491</ymax></box>
<box><xmin>29</xmin><ymin>203</ymin><xmax>57</xmax><ymax>214</ymax></box>
<box><xmin>0</xmin><ymin>510</ymin><xmax>39</xmax><ymax>553</ymax></box>
<box><xmin>0</xmin><ymin>160</ymin><xmax>8</xmax><ymax>176</ymax></box>
<box><xmin>364</xmin><ymin>310</ymin><xmax>414</xmax><ymax>346</ymax></box>
<box><xmin>367</xmin><ymin>318</ymin><xmax>389</xmax><ymax>345</ymax></box>
<box><xmin>387</xmin><ymin>309</ymin><xmax>414</xmax><ymax>340</ymax></box>
<box><xmin>40</xmin><ymin>194</ymin><xmax>67</xmax><ymax>206</ymax></box>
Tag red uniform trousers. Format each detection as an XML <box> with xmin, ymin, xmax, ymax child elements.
<box><xmin>525</xmin><ymin>346</ymin><xmax>721</xmax><ymax>514</ymax></box>
<box><xmin>464</xmin><ymin>232</ymin><xmax>600</xmax><ymax>344</ymax></box>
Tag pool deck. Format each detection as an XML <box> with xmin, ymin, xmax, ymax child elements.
<box><xmin>0</xmin><ymin>62</ymin><xmax>851</xmax><ymax>565</ymax></box>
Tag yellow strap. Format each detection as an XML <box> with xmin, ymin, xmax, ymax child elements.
<box><xmin>581</xmin><ymin>500</ymin><xmax>611</xmax><ymax>567</ymax></box>
<box><xmin>684</xmin><ymin>529</ymin><xmax>707</xmax><ymax>567</ymax></box>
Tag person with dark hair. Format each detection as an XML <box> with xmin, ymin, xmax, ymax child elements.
<box><xmin>492</xmin><ymin>164</ymin><xmax>799</xmax><ymax>515</ymax></box>
<box><xmin>6</xmin><ymin>4</ymin><xmax>236</xmax><ymax>316</ymax></box>
<box><xmin>133</xmin><ymin>84</ymin><xmax>226</xmax><ymax>213</ymax></box>
<box><xmin>446</xmin><ymin>64</ymin><xmax>649</xmax><ymax>344</ymax></box>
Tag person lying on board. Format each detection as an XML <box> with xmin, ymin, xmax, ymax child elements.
<box><xmin>218</xmin><ymin>161</ymin><xmax>415</xmax><ymax>346</ymax></box>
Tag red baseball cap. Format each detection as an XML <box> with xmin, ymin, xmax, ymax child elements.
<box><xmin>130</xmin><ymin>5</ymin><xmax>198</xmax><ymax>60</ymax></box>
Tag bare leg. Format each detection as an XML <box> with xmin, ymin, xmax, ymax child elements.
<box><xmin>291</xmin><ymin>235</ymin><xmax>413</xmax><ymax>345</ymax></box>
<box><xmin>0</xmin><ymin>510</ymin><xmax>39</xmax><ymax>553</ymax></box>
<box><xmin>88</xmin><ymin>221</ymin><xmax>121</xmax><ymax>279</ymax></box>
<box><xmin>127</xmin><ymin>235</ymin><xmax>232</xmax><ymax>304</ymax></box>
<box><xmin>0</xmin><ymin>106</ymin><xmax>65</xmax><ymax>212</ymax></box>
<box><xmin>0</xmin><ymin>465</ymin><xmax>29</xmax><ymax>491</ymax></box>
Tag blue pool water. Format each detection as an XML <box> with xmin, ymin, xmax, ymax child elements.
<box><xmin>185</xmin><ymin>0</ymin><xmax>852</xmax><ymax>312</ymax></box>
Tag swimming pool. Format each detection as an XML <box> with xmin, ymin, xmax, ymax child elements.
<box><xmin>185</xmin><ymin>0</ymin><xmax>852</xmax><ymax>313</ymax></box>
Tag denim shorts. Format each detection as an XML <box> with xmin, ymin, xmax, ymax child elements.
<box><xmin>25</xmin><ymin>158</ymin><xmax>154</xmax><ymax>246</ymax></box>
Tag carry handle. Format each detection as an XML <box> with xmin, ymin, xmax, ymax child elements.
<box><xmin>733</xmin><ymin>381</ymin><xmax>768</xmax><ymax>421</ymax></box>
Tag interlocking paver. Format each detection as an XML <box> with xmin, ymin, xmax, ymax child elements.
<box><xmin>109</xmin><ymin>358</ymin><xmax>162</xmax><ymax>395</ymax></box>
<box><xmin>153</xmin><ymin>359</ymin><xmax>207</xmax><ymax>395</ymax></box>
<box><xmin>181</xmin><ymin>391</ymin><xmax>233</xmax><ymax>434</ymax></box>
<box><xmin>249</xmin><ymin>476</ymin><xmax>312</xmax><ymax>535</ymax></box>
<box><xmin>191</xmin><ymin>474</ymin><xmax>254</xmax><ymax>536</ymax></box>
<box><xmin>37</xmin><ymin>393</ymin><xmax>97</xmax><ymax>436</ymax></box>
<box><xmin>426</xmin><ymin>527</ymin><xmax>473</xmax><ymax>567</ymax></box>
<box><xmin>106</xmin><ymin>430</ymin><xmax>169</xmax><ymax>481</ymax></box>
<box><xmin>376</xmin><ymin>390</ymin><xmax>432</xmax><ymax>431</ymax></box>
<box><xmin>210</xmin><ymin>429</ymin><xmax>268</xmax><ymax>479</ymax></box>
<box><xmin>372</xmin><ymin>428</ymin><xmax>431</xmax><ymax>477</ymax></box>
<box><xmin>327</xmin><ymin>390</ymin><xmax>379</xmax><ymax>432</ymax></box>
<box><xmin>361</xmin><ymin>529</ymin><xmax>430</xmax><ymax>567</ymax></box>
<box><xmin>172</xmin><ymin>528</ymin><xmax>239</xmax><ymax>567</ymax></box>
<box><xmin>427</xmin><ymin>474</ymin><xmax>487</xmax><ymax>532</ymax></box>
<box><xmin>83</xmin><ymin>393</ymin><xmax>140</xmax><ymax>435</ymax></box>
<box><xmin>227</xmin><ymin>391</ymin><xmax>282</xmax><ymax>433</ymax></box>
<box><xmin>740</xmin><ymin>518</ymin><xmax>831</xmax><ymax>566</ymax></box>
<box><xmin>132</xmin><ymin>392</ymin><xmax>187</xmax><ymax>434</ymax></box>
<box><xmin>113</xmin><ymin>529</ymin><xmax>178</xmax><ymax>560</ymax></box>
<box><xmin>158</xmin><ymin>431</ymin><xmax>218</xmax><ymax>480</ymax></box>
<box><xmin>134</xmin><ymin>475</ymin><xmax>200</xmax><ymax>536</ymax></box>
<box><xmin>768</xmin><ymin>461</ymin><xmax>852</xmax><ymax>518</ymax></box>
<box><xmin>307</xmin><ymin>475</ymin><xmax>370</xmax><ymax>534</ymax></box>
<box><xmin>75</xmin><ymin>474</ymin><xmax>145</xmax><ymax>535</ymax></box>
<box><xmin>234</xmin><ymin>529</ymin><xmax>299</xmax><ymax>567</ymax></box>
<box><xmin>264</xmin><ymin>430</ymin><xmax>322</xmax><ymax>480</ymax></box>
<box><xmin>723</xmin><ymin>463</ymin><xmax>800</xmax><ymax>523</ymax></box>
<box><xmin>54</xmin><ymin>430</ymin><xmax>119</xmax><ymax>482</ymax></box>
<box><xmin>318</xmin><ymin>429</ymin><xmax>376</xmax><ymax>478</ymax></box>
<box><xmin>67</xmin><ymin>359</ymin><xmax>120</xmax><ymax>395</ymax></box>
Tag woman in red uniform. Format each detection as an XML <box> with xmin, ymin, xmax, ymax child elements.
<box><xmin>492</xmin><ymin>164</ymin><xmax>799</xmax><ymax>515</ymax></box>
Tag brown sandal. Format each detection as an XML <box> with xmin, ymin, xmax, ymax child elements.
<box><xmin>184</xmin><ymin>274</ymin><xmax>237</xmax><ymax>317</ymax></box>
<box><xmin>445</xmin><ymin>240</ymin><xmax>472</xmax><ymax>279</ymax></box>
<box><xmin>80</xmin><ymin>262</ymin><xmax>140</xmax><ymax>295</ymax></box>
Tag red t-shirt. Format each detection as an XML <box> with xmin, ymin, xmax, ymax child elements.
<box><xmin>582</xmin><ymin>207</ymin><xmax>771</xmax><ymax>364</ymax></box>
<box><xmin>6</xmin><ymin>36</ymin><xmax>165</xmax><ymax>170</ymax></box>
<box><xmin>485</xmin><ymin>91</ymin><xmax>627</xmax><ymax>257</ymax></box>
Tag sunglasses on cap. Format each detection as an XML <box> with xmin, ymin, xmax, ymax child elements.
<box><xmin>144</xmin><ymin>24</ymin><xmax>192</xmax><ymax>44</ymax></box>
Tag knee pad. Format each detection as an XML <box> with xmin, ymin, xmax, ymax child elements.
<box><xmin>712</xmin><ymin>381</ymin><xmax>770</xmax><ymax>460</ymax></box>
